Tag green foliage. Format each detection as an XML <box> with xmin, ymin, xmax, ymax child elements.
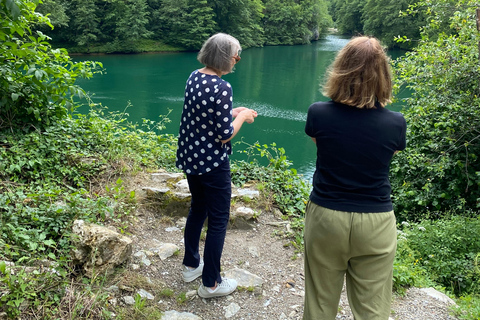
<box><xmin>391</xmin><ymin>0</ymin><xmax>480</xmax><ymax>218</ymax></box>
<box><xmin>0</xmin><ymin>106</ymin><xmax>177</xmax><ymax>262</ymax></box>
<box><xmin>331</xmin><ymin>0</ymin><xmax>365</xmax><ymax>35</ymax></box>
<box><xmin>399</xmin><ymin>217</ymin><xmax>480</xmax><ymax>296</ymax></box>
<box><xmin>330</xmin><ymin>0</ymin><xmax>424</xmax><ymax>49</ymax></box>
<box><xmin>454</xmin><ymin>293</ymin><xmax>480</xmax><ymax>320</ymax></box>
<box><xmin>0</xmin><ymin>0</ymin><xmax>102</xmax><ymax>130</ymax></box>
<box><xmin>37</xmin><ymin>0</ymin><xmax>333</xmax><ymax>51</ymax></box>
<box><xmin>153</xmin><ymin>0</ymin><xmax>217</xmax><ymax>50</ymax></box>
<box><xmin>362</xmin><ymin>0</ymin><xmax>424</xmax><ymax>49</ymax></box>
<box><xmin>231</xmin><ymin>141</ymin><xmax>311</xmax><ymax>233</ymax></box>
<box><xmin>393</xmin><ymin>234</ymin><xmax>434</xmax><ymax>295</ymax></box>
<box><xmin>263</xmin><ymin>0</ymin><xmax>332</xmax><ymax>46</ymax></box>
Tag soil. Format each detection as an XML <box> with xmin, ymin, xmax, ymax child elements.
<box><xmin>119</xmin><ymin>172</ymin><xmax>459</xmax><ymax>320</ymax></box>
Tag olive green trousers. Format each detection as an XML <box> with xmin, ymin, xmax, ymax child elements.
<box><xmin>303</xmin><ymin>201</ymin><xmax>396</xmax><ymax>320</ymax></box>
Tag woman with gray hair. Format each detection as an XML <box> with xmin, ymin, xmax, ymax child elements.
<box><xmin>176</xmin><ymin>33</ymin><xmax>257</xmax><ymax>298</ymax></box>
<box><xmin>303</xmin><ymin>36</ymin><xmax>406</xmax><ymax>319</ymax></box>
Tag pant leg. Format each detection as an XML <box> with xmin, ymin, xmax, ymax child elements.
<box><xmin>200</xmin><ymin>162</ymin><xmax>231</xmax><ymax>287</ymax></box>
<box><xmin>183</xmin><ymin>174</ymin><xmax>208</xmax><ymax>269</ymax></box>
<box><xmin>303</xmin><ymin>202</ymin><xmax>350</xmax><ymax>320</ymax></box>
<box><xmin>346</xmin><ymin>211</ymin><xmax>396</xmax><ymax>320</ymax></box>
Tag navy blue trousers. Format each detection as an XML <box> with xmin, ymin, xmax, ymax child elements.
<box><xmin>183</xmin><ymin>161</ymin><xmax>231</xmax><ymax>287</ymax></box>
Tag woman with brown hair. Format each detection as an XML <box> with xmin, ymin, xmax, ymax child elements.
<box><xmin>303</xmin><ymin>36</ymin><xmax>407</xmax><ymax>319</ymax></box>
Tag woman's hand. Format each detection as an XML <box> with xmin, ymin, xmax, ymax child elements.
<box><xmin>238</xmin><ymin>109</ymin><xmax>258</xmax><ymax>124</ymax></box>
<box><xmin>232</xmin><ymin>107</ymin><xmax>249</xmax><ymax>118</ymax></box>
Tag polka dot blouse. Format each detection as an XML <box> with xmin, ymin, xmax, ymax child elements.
<box><xmin>175</xmin><ymin>70</ymin><xmax>235</xmax><ymax>175</ymax></box>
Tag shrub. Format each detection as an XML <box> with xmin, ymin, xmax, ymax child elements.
<box><xmin>399</xmin><ymin>216</ymin><xmax>480</xmax><ymax>296</ymax></box>
<box><xmin>391</xmin><ymin>0</ymin><xmax>480</xmax><ymax>219</ymax></box>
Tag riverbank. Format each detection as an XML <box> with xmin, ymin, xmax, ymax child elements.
<box><xmin>58</xmin><ymin>39</ymin><xmax>186</xmax><ymax>55</ymax></box>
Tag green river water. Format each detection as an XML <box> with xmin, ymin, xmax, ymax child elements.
<box><xmin>75</xmin><ymin>35</ymin><xmax>406</xmax><ymax>181</ymax></box>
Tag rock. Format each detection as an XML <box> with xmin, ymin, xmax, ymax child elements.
<box><xmin>223</xmin><ymin>268</ymin><xmax>263</xmax><ymax>288</ymax></box>
<box><xmin>175</xmin><ymin>179</ymin><xmax>190</xmax><ymax>193</ymax></box>
<box><xmin>137</xmin><ymin>289</ymin><xmax>154</xmax><ymax>300</ymax></box>
<box><xmin>162</xmin><ymin>310</ymin><xmax>202</xmax><ymax>320</ymax></box>
<box><xmin>224</xmin><ymin>302</ymin><xmax>241</xmax><ymax>318</ymax></box>
<box><xmin>151</xmin><ymin>172</ymin><xmax>184</xmax><ymax>183</ymax></box>
<box><xmin>71</xmin><ymin>220</ymin><xmax>132</xmax><ymax>278</ymax></box>
<box><xmin>153</xmin><ymin>243</ymin><xmax>179</xmax><ymax>260</ymax></box>
<box><xmin>419</xmin><ymin>288</ymin><xmax>456</xmax><ymax>305</ymax></box>
<box><xmin>122</xmin><ymin>296</ymin><xmax>135</xmax><ymax>305</ymax></box>
<box><xmin>233</xmin><ymin>188</ymin><xmax>260</xmax><ymax>199</ymax></box>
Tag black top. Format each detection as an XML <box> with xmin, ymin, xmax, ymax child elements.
<box><xmin>305</xmin><ymin>100</ymin><xmax>407</xmax><ymax>212</ymax></box>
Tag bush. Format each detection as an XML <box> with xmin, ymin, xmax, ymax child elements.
<box><xmin>391</xmin><ymin>0</ymin><xmax>480</xmax><ymax>219</ymax></box>
<box><xmin>399</xmin><ymin>216</ymin><xmax>480</xmax><ymax>296</ymax></box>
<box><xmin>231</xmin><ymin>141</ymin><xmax>311</xmax><ymax>238</ymax></box>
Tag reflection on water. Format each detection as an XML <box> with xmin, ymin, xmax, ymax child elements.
<box><xmin>316</xmin><ymin>35</ymin><xmax>351</xmax><ymax>51</ymax></box>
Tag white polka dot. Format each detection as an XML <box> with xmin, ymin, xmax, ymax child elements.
<box><xmin>187</xmin><ymin>157</ymin><xmax>192</xmax><ymax>162</ymax></box>
<box><xmin>202</xmin><ymin>80</ymin><xmax>207</xmax><ymax>84</ymax></box>
<box><xmin>205</xmin><ymin>88</ymin><xmax>210</xmax><ymax>93</ymax></box>
<box><xmin>200</xmin><ymin>149</ymin><xmax>205</xmax><ymax>153</ymax></box>
<box><xmin>199</xmin><ymin>161</ymin><xmax>204</xmax><ymax>165</ymax></box>
<box><xmin>222</xmin><ymin>91</ymin><xmax>228</xmax><ymax>96</ymax></box>
<box><xmin>193</xmin><ymin>165</ymin><xmax>198</xmax><ymax>169</ymax></box>
<box><xmin>208</xmin><ymin>131</ymin><xmax>214</xmax><ymax>136</ymax></box>
<box><xmin>216</xmin><ymin>111</ymin><xmax>221</xmax><ymax>116</ymax></box>
<box><xmin>198</xmin><ymin>92</ymin><xmax>202</xmax><ymax>97</ymax></box>
<box><xmin>214</xmin><ymin>150</ymin><xmax>219</xmax><ymax>155</ymax></box>
<box><xmin>194</xmin><ymin>153</ymin><xmax>198</xmax><ymax>158</ymax></box>
<box><xmin>223</xmin><ymin>117</ymin><xmax>229</xmax><ymax>122</ymax></box>
<box><xmin>202</xmin><ymin>100</ymin><xmax>207</xmax><ymax>105</ymax></box>
<box><xmin>201</xmin><ymin>136</ymin><xmax>206</xmax><ymax>141</ymax></box>
<box><xmin>195</xmin><ymin>141</ymin><xmax>200</xmax><ymax>146</ymax></box>
<box><xmin>210</xmin><ymin>97</ymin><xmax>215</xmax><ymax>102</ymax></box>
<box><xmin>213</xmin><ymin>162</ymin><xmax>219</xmax><ymax>167</ymax></box>
<box><xmin>224</xmin><ymin>104</ymin><xmax>229</xmax><ymax>109</ymax></box>
<box><xmin>201</xmin><ymin>124</ymin><xmax>207</xmax><ymax>129</ymax></box>
<box><xmin>208</xmin><ymin>108</ymin><xmax>214</xmax><ymax>113</ymax></box>
<box><xmin>216</xmin><ymin>99</ymin><xmax>221</xmax><ymax>104</ymax></box>
<box><xmin>207</xmin><ymin>156</ymin><xmax>212</xmax><ymax>161</ymax></box>
<box><xmin>217</xmin><ymin>123</ymin><xmax>222</xmax><ymax>128</ymax></box>
<box><xmin>206</xmin><ymin>168</ymin><xmax>211</xmax><ymax>172</ymax></box>
<box><xmin>224</xmin><ymin>129</ymin><xmax>230</xmax><ymax>134</ymax></box>
<box><xmin>207</xmin><ymin>143</ymin><xmax>213</xmax><ymax>148</ymax></box>
<box><xmin>202</xmin><ymin>113</ymin><xmax>207</xmax><ymax>118</ymax></box>
<box><xmin>186</xmin><ymin>169</ymin><xmax>191</xmax><ymax>173</ymax></box>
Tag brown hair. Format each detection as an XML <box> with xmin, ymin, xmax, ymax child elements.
<box><xmin>197</xmin><ymin>33</ymin><xmax>241</xmax><ymax>74</ymax></box>
<box><xmin>322</xmin><ymin>36</ymin><xmax>392</xmax><ymax>109</ymax></box>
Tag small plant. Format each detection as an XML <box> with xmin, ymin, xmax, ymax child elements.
<box><xmin>158</xmin><ymin>288</ymin><xmax>174</xmax><ymax>298</ymax></box>
<box><xmin>176</xmin><ymin>292</ymin><xmax>187</xmax><ymax>304</ymax></box>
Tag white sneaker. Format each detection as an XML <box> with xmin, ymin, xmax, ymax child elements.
<box><xmin>182</xmin><ymin>260</ymin><xmax>204</xmax><ymax>282</ymax></box>
<box><xmin>197</xmin><ymin>278</ymin><xmax>237</xmax><ymax>298</ymax></box>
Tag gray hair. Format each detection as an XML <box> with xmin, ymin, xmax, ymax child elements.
<box><xmin>197</xmin><ymin>33</ymin><xmax>241</xmax><ymax>73</ymax></box>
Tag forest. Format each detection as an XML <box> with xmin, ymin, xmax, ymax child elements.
<box><xmin>34</xmin><ymin>0</ymin><xmax>428</xmax><ymax>52</ymax></box>
<box><xmin>1</xmin><ymin>0</ymin><xmax>480</xmax><ymax>319</ymax></box>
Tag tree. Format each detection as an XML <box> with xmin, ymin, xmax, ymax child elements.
<box><xmin>154</xmin><ymin>0</ymin><xmax>217</xmax><ymax>50</ymax></box>
<box><xmin>115</xmin><ymin>0</ymin><xmax>153</xmax><ymax>41</ymax></box>
<box><xmin>208</xmin><ymin>0</ymin><xmax>265</xmax><ymax>48</ymax></box>
<box><xmin>70</xmin><ymin>0</ymin><xmax>100</xmax><ymax>46</ymax></box>
<box><xmin>390</xmin><ymin>0</ymin><xmax>480</xmax><ymax>219</ymax></box>
<box><xmin>362</xmin><ymin>0</ymin><xmax>424</xmax><ymax>48</ymax></box>
<box><xmin>0</xmin><ymin>0</ymin><xmax>101</xmax><ymax>131</ymax></box>
<box><xmin>332</xmin><ymin>0</ymin><xmax>365</xmax><ymax>35</ymax></box>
